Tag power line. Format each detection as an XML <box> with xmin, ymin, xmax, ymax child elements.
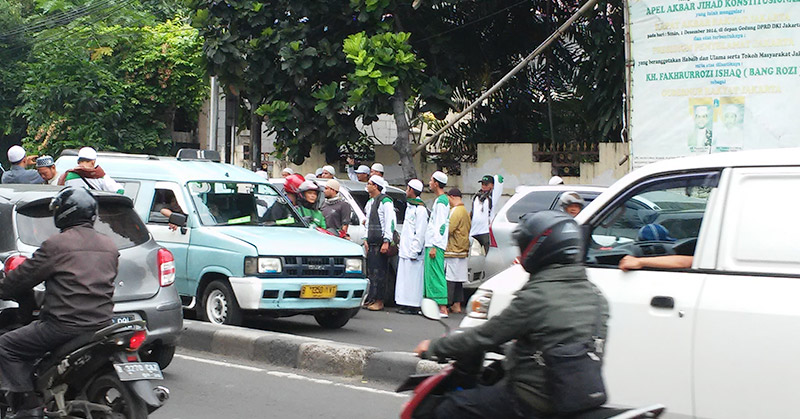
<box><xmin>416</xmin><ymin>0</ymin><xmax>532</xmax><ymax>43</ymax></box>
<box><xmin>0</xmin><ymin>0</ymin><xmax>120</xmax><ymax>39</ymax></box>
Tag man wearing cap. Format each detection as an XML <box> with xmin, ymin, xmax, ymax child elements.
<box><xmin>35</xmin><ymin>156</ymin><xmax>59</xmax><ymax>185</ymax></box>
<box><xmin>395</xmin><ymin>179</ymin><xmax>428</xmax><ymax>315</ymax></box>
<box><xmin>58</xmin><ymin>147</ymin><xmax>123</xmax><ymax>194</ymax></box>
<box><xmin>363</xmin><ymin>175</ymin><xmax>396</xmax><ymax>311</ymax></box>
<box><xmin>445</xmin><ymin>188</ymin><xmax>471</xmax><ymax>314</ymax></box>
<box><xmin>281</xmin><ymin>167</ymin><xmax>295</xmax><ymax>178</ymax></box>
<box><xmin>346</xmin><ymin>158</ymin><xmax>371</xmax><ymax>182</ymax></box>
<box><xmin>321</xmin><ymin>179</ymin><xmax>351</xmax><ymax>238</ymax></box>
<box><xmin>469</xmin><ymin>174</ymin><xmax>504</xmax><ymax>253</ymax></box>
<box><xmin>2</xmin><ymin>146</ymin><xmax>44</xmax><ymax>185</ymax></box>
<box><xmin>319</xmin><ymin>165</ymin><xmax>336</xmax><ymax>179</ymax></box>
<box><xmin>370</xmin><ymin>163</ymin><xmax>385</xmax><ymax>177</ymax></box>
<box><xmin>425</xmin><ymin>171</ymin><xmax>451</xmax><ymax>316</ymax></box>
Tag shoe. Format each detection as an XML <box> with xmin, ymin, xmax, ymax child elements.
<box><xmin>440</xmin><ymin>312</ymin><xmax>449</xmax><ymax>318</ymax></box>
<box><xmin>367</xmin><ymin>301</ymin><xmax>384</xmax><ymax>311</ymax></box>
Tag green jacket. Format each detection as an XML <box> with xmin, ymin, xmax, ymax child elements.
<box><xmin>296</xmin><ymin>206</ymin><xmax>326</xmax><ymax>230</ymax></box>
<box><xmin>428</xmin><ymin>264</ymin><xmax>609</xmax><ymax>414</ymax></box>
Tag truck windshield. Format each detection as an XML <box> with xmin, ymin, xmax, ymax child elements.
<box><xmin>187</xmin><ymin>181</ymin><xmax>304</xmax><ymax>227</ymax></box>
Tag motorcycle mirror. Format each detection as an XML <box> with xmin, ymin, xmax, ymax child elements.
<box><xmin>420</xmin><ymin>299</ymin><xmax>441</xmax><ymax>320</ymax></box>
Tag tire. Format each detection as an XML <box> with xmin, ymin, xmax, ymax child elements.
<box><xmin>314</xmin><ymin>308</ymin><xmax>358</xmax><ymax>329</ymax></box>
<box><xmin>140</xmin><ymin>343</ymin><xmax>176</xmax><ymax>370</ymax></box>
<box><xmin>85</xmin><ymin>373</ymin><xmax>148</xmax><ymax>419</ymax></box>
<box><xmin>200</xmin><ymin>280</ymin><xmax>243</xmax><ymax>326</ymax></box>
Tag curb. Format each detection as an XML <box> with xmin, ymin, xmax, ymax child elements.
<box><xmin>178</xmin><ymin>320</ymin><xmax>443</xmax><ymax>383</ymax></box>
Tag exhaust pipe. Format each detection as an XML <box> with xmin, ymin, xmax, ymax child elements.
<box><xmin>154</xmin><ymin>386</ymin><xmax>170</xmax><ymax>403</ymax></box>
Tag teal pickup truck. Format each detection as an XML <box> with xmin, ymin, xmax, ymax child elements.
<box><xmin>56</xmin><ymin>150</ymin><xmax>367</xmax><ymax>328</ymax></box>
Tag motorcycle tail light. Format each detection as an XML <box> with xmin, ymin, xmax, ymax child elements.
<box><xmin>157</xmin><ymin>248</ymin><xmax>175</xmax><ymax>287</ymax></box>
<box><xmin>3</xmin><ymin>255</ymin><xmax>27</xmax><ymax>273</ymax></box>
<box><xmin>489</xmin><ymin>225</ymin><xmax>498</xmax><ymax>248</ymax></box>
<box><xmin>128</xmin><ymin>330</ymin><xmax>147</xmax><ymax>351</ymax></box>
<box><xmin>127</xmin><ymin>355</ymin><xmax>139</xmax><ymax>362</ymax></box>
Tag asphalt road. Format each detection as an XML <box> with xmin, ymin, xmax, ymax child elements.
<box><xmin>151</xmin><ymin>349</ymin><xmax>407</xmax><ymax>419</ymax></box>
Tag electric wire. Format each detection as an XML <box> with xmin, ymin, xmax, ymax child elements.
<box><xmin>0</xmin><ymin>0</ymin><xmax>120</xmax><ymax>39</ymax></box>
<box><xmin>416</xmin><ymin>0</ymin><xmax>532</xmax><ymax>43</ymax></box>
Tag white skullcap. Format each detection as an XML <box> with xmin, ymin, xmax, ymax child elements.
<box><xmin>408</xmin><ymin>179</ymin><xmax>423</xmax><ymax>192</ymax></box>
<box><xmin>315</xmin><ymin>168</ymin><xmax>323</xmax><ymax>176</ymax></box>
<box><xmin>548</xmin><ymin>175</ymin><xmax>564</xmax><ymax>185</ymax></box>
<box><xmin>355</xmin><ymin>165</ymin><xmax>370</xmax><ymax>174</ymax></box>
<box><xmin>7</xmin><ymin>145</ymin><xmax>25</xmax><ymax>164</ymax></box>
<box><xmin>369</xmin><ymin>175</ymin><xmax>386</xmax><ymax>190</ymax></box>
<box><xmin>306</xmin><ymin>173</ymin><xmax>317</xmax><ymax>180</ymax></box>
<box><xmin>432</xmin><ymin>171</ymin><xmax>448</xmax><ymax>185</ymax></box>
<box><xmin>322</xmin><ymin>165</ymin><xmax>336</xmax><ymax>176</ymax></box>
<box><xmin>78</xmin><ymin>146</ymin><xmax>98</xmax><ymax>161</ymax></box>
<box><xmin>371</xmin><ymin>163</ymin><xmax>385</xmax><ymax>173</ymax></box>
<box><xmin>281</xmin><ymin>167</ymin><xmax>295</xmax><ymax>175</ymax></box>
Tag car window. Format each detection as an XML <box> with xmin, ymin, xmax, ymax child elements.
<box><xmin>116</xmin><ymin>181</ymin><xmax>139</xmax><ymax>202</ymax></box>
<box><xmin>187</xmin><ymin>181</ymin><xmax>304</xmax><ymax>227</ymax></box>
<box><xmin>505</xmin><ymin>190</ymin><xmax>561</xmax><ymax>223</ymax></box>
<box><xmin>387</xmin><ymin>191</ymin><xmax>407</xmax><ymax>223</ymax></box>
<box><xmin>349</xmin><ymin>190</ymin><xmax>370</xmax><ymax>212</ymax></box>
<box><xmin>586</xmin><ymin>173</ymin><xmax>719</xmax><ymax>267</ymax></box>
<box><xmin>16</xmin><ymin>201</ymin><xmax>151</xmax><ymax>249</ymax></box>
<box><xmin>149</xmin><ymin>188</ymin><xmax>186</xmax><ymax>224</ymax></box>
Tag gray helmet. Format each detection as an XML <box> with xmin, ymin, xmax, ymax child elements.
<box><xmin>558</xmin><ymin>191</ymin><xmax>585</xmax><ymax>211</ymax></box>
<box><xmin>513</xmin><ymin>210</ymin><xmax>583</xmax><ymax>274</ymax></box>
<box><xmin>50</xmin><ymin>187</ymin><xmax>97</xmax><ymax>230</ymax></box>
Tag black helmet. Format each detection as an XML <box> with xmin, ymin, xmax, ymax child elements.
<box><xmin>50</xmin><ymin>187</ymin><xmax>98</xmax><ymax>229</ymax></box>
<box><xmin>513</xmin><ymin>210</ymin><xmax>582</xmax><ymax>274</ymax></box>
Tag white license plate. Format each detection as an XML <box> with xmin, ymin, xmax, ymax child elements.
<box><xmin>113</xmin><ymin>362</ymin><xmax>163</xmax><ymax>381</ymax></box>
<box><xmin>112</xmin><ymin>313</ymin><xmax>142</xmax><ymax>324</ymax></box>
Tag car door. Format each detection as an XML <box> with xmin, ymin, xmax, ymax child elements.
<box><xmin>583</xmin><ymin>172</ymin><xmax>720</xmax><ymax>417</ymax></box>
<box><xmin>693</xmin><ymin>167</ymin><xmax>800</xmax><ymax>419</ymax></box>
<box><xmin>146</xmin><ymin>181</ymin><xmax>191</xmax><ymax>297</ymax></box>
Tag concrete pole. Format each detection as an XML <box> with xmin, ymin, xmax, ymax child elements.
<box><xmin>208</xmin><ymin>76</ymin><xmax>219</xmax><ymax>152</ymax></box>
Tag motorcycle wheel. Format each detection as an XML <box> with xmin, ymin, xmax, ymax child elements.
<box><xmin>140</xmin><ymin>343</ymin><xmax>176</xmax><ymax>370</ymax></box>
<box><xmin>85</xmin><ymin>373</ymin><xmax>148</xmax><ymax>419</ymax></box>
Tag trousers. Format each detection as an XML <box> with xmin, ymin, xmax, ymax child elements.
<box><xmin>366</xmin><ymin>244</ymin><xmax>389</xmax><ymax>301</ymax></box>
<box><xmin>435</xmin><ymin>380</ymin><xmax>539</xmax><ymax>419</ymax></box>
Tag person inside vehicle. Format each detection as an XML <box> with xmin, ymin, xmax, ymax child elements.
<box><xmin>152</xmin><ymin>189</ymin><xmax>185</xmax><ymax>231</ymax></box>
<box><xmin>34</xmin><ymin>156</ymin><xmax>59</xmax><ymax>185</ymax></box>
<box><xmin>414</xmin><ymin>210</ymin><xmax>609</xmax><ymax>418</ymax></box>
<box><xmin>58</xmin><ymin>147</ymin><xmax>123</xmax><ymax>194</ymax></box>
<box><xmin>618</xmin><ymin>223</ymin><xmax>692</xmax><ymax>271</ymax></box>
<box><xmin>559</xmin><ymin>191</ymin><xmax>585</xmax><ymax>217</ymax></box>
<box><xmin>295</xmin><ymin>180</ymin><xmax>326</xmax><ymax>229</ymax></box>
<box><xmin>0</xmin><ymin>187</ymin><xmax>119</xmax><ymax>419</ymax></box>
<box><xmin>2</xmin><ymin>145</ymin><xmax>44</xmax><ymax>185</ymax></box>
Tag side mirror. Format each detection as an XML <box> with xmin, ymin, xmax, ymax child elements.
<box><xmin>420</xmin><ymin>298</ymin><xmax>441</xmax><ymax>320</ymax></box>
<box><xmin>169</xmin><ymin>213</ymin><xmax>187</xmax><ymax>227</ymax></box>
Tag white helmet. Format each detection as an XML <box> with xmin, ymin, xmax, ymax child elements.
<box><xmin>558</xmin><ymin>191</ymin><xmax>585</xmax><ymax>210</ymax></box>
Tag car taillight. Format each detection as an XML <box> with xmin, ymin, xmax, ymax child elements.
<box><xmin>157</xmin><ymin>248</ymin><xmax>175</xmax><ymax>287</ymax></box>
<box><xmin>128</xmin><ymin>330</ymin><xmax>147</xmax><ymax>351</ymax></box>
<box><xmin>4</xmin><ymin>255</ymin><xmax>27</xmax><ymax>273</ymax></box>
<box><xmin>489</xmin><ymin>225</ymin><xmax>498</xmax><ymax>248</ymax></box>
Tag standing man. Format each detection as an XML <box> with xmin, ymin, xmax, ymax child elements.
<box><xmin>395</xmin><ymin>179</ymin><xmax>428</xmax><ymax>315</ymax></box>
<box><xmin>281</xmin><ymin>167</ymin><xmax>295</xmax><ymax>178</ymax></box>
<box><xmin>321</xmin><ymin>179</ymin><xmax>351</xmax><ymax>238</ymax></box>
<box><xmin>346</xmin><ymin>158</ymin><xmax>371</xmax><ymax>182</ymax></box>
<box><xmin>319</xmin><ymin>165</ymin><xmax>336</xmax><ymax>179</ymax></box>
<box><xmin>469</xmin><ymin>174</ymin><xmax>504</xmax><ymax>253</ymax></box>
<box><xmin>425</xmin><ymin>171</ymin><xmax>450</xmax><ymax>317</ymax></box>
<box><xmin>363</xmin><ymin>175</ymin><xmax>396</xmax><ymax>311</ymax></box>
<box><xmin>58</xmin><ymin>147</ymin><xmax>123</xmax><ymax>193</ymax></box>
<box><xmin>2</xmin><ymin>145</ymin><xmax>44</xmax><ymax>184</ymax></box>
<box><xmin>445</xmin><ymin>188</ymin><xmax>471</xmax><ymax>314</ymax></box>
<box><xmin>35</xmin><ymin>156</ymin><xmax>59</xmax><ymax>185</ymax></box>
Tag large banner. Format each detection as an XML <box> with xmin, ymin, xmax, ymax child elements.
<box><xmin>628</xmin><ymin>0</ymin><xmax>800</xmax><ymax>167</ymax></box>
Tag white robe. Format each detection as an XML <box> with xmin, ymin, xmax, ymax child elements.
<box><xmin>395</xmin><ymin>202</ymin><xmax>428</xmax><ymax>307</ymax></box>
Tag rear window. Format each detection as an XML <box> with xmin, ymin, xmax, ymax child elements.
<box><xmin>505</xmin><ymin>190</ymin><xmax>601</xmax><ymax>223</ymax></box>
<box><xmin>16</xmin><ymin>202</ymin><xmax>150</xmax><ymax>249</ymax></box>
<box><xmin>351</xmin><ymin>190</ymin><xmax>407</xmax><ymax>224</ymax></box>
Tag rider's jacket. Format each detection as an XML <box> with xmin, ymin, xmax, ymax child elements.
<box><xmin>428</xmin><ymin>263</ymin><xmax>609</xmax><ymax>414</ymax></box>
<box><xmin>0</xmin><ymin>223</ymin><xmax>119</xmax><ymax>330</ymax></box>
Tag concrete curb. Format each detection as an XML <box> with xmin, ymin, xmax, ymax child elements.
<box><xmin>178</xmin><ymin>320</ymin><xmax>444</xmax><ymax>383</ymax></box>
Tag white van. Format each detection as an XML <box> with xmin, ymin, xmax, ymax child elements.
<box><xmin>460</xmin><ymin>148</ymin><xmax>800</xmax><ymax>419</ymax></box>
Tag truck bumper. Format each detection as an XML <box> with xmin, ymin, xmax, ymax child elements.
<box><xmin>228</xmin><ymin>276</ymin><xmax>368</xmax><ymax>311</ymax></box>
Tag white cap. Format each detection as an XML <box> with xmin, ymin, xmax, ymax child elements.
<box><xmin>371</xmin><ymin>163</ymin><xmax>385</xmax><ymax>173</ymax></box>
<box><xmin>432</xmin><ymin>171</ymin><xmax>448</xmax><ymax>185</ymax></box>
<box><xmin>369</xmin><ymin>175</ymin><xmax>386</xmax><ymax>190</ymax></box>
<box><xmin>326</xmin><ymin>178</ymin><xmax>341</xmax><ymax>192</ymax></box>
<box><xmin>306</xmin><ymin>173</ymin><xmax>317</xmax><ymax>180</ymax></box>
<box><xmin>322</xmin><ymin>165</ymin><xmax>336</xmax><ymax>176</ymax></box>
<box><xmin>548</xmin><ymin>175</ymin><xmax>564</xmax><ymax>185</ymax></box>
<box><xmin>281</xmin><ymin>167</ymin><xmax>295</xmax><ymax>175</ymax></box>
<box><xmin>78</xmin><ymin>146</ymin><xmax>98</xmax><ymax>161</ymax></box>
<box><xmin>315</xmin><ymin>168</ymin><xmax>323</xmax><ymax>176</ymax></box>
<box><xmin>408</xmin><ymin>179</ymin><xmax>424</xmax><ymax>192</ymax></box>
<box><xmin>355</xmin><ymin>165</ymin><xmax>370</xmax><ymax>174</ymax></box>
<box><xmin>7</xmin><ymin>145</ymin><xmax>25</xmax><ymax>164</ymax></box>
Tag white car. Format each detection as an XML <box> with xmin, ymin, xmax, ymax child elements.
<box><xmin>460</xmin><ymin>148</ymin><xmax>800</xmax><ymax>419</ymax></box>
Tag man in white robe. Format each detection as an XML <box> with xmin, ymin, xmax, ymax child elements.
<box><xmin>395</xmin><ymin>179</ymin><xmax>428</xmax><ymax>314</ymax></box>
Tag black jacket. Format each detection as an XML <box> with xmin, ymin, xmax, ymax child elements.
<box><xmin>0</xmin><ymin>223</ymin><xmax>119</xmax><ymax>330</ymax></box>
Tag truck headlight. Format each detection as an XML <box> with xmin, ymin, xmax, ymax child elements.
<box><xmin>467</xmin><ymin>289</ymin><xmax>493</xmax><ymax>319</ymax></box>
<box><xmin>345</xmin><ymin>258</ymin><xmax>363</xmax><ymax>274</ymax></box>
<box><xmin>244</xmin><ymin>257</ymin><xmax>282</xmax><ymax>275</ymax></box>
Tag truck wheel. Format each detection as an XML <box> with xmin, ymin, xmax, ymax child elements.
<box><xmin>141</xmin><ymin>343</ymin><xmax>176</xmax><ymax>370</ymax></box>
<box><xmin>201</xmin><ymin>280</ymin><xmax>243</xmax><ymax>326</ymax></box>
<box><xmin>314</xmin><ymin>308</ymin><xmax>358</xmax><ymax>329</ymax></box>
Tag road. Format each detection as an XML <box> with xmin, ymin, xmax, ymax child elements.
<box><xmin>151</xmin><ymin>349</ymin><xmax>408</xmax><ymax>419</ymax></box>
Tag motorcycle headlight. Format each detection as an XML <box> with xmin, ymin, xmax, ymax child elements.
<box><xmin>345</xmin><ymin>258</ymin><xmax>363</xmax><ymax>274</ymax></box>
<box><xmin>244</xmin><ymin>257</ymin><xmax>282</xmax><ymax>275</ymax></box>
<box><xmin>467</xmin><ymin>289</ymin><xmax>493</xmax><ymax>319</ymax></box>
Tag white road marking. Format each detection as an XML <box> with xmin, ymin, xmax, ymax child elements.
<box><xmin>175</xmin><ymin>354</ymin><xmax>408</xmax><ymax>399</ymax></box>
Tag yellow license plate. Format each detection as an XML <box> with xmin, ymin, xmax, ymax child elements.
<box><xmin>300</xmin><ymin>285</ymin><xmax>337</xmax><ymax>299</ymax></box>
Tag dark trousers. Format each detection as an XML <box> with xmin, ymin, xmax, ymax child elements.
<box><xmin>472</xmin><ymin>234</ymin><xmax>490</xmax><ymax>254</ymax></box>
<box><xmin>447</xmin><ymin>281</ymin><xmax>464</xmax><ymax>306</ymax></box>
<box><xmin>435</xmin><ymin>380</ymin><xmax>539</xmax><ymax>419</ymax></box>
<box><xmin>0</xmin><ymin>320</ymin><xmax>78</xmax><ymax>392</ymax></box>
<box><xmin>366</xmin><ymin>244</ymin><xmax>389</xmax><ymax>302</ymax></box>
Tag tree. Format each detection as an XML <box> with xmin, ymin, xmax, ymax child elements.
<box><xmin>0</xmin><ymin>0</ymin><xmax>32</xmax><ymax>155</ymax></box>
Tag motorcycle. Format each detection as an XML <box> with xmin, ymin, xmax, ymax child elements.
<box><xmin>0</xmin><ymin>257</ymin><xmax>169</xmax><ymax>418</ymax></box>
<box><xmin>396</xmin><ymin>298</ymin><xmax>666</xmax><ymax>419</ymax></box>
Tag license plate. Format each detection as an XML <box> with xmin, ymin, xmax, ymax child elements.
<box><xmin>300</xmin><ymin>285</ymin><xmax>337</xmax><ymax>299</ymax></box>
<box><xmin>113</xmin><ymin>362</ymin><xmax>163</xmax><ymax>381</ymax></box>
<box><xmin>112</xmin><ymin>313</ymin><xmax>141</xmax><ymax>324</ymax></box>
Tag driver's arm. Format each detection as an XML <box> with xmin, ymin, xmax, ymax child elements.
<box><xmin>0</xmin><ymin>241</ymin><xmax>56</xmax><ymax>296</ymax></box>
<box><xmin>618</xmin><ymin>255</ymin><xmax>693</xmax><ymax>271</ymax></box>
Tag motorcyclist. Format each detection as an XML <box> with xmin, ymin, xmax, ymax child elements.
<box><xmin>295</xmin><ymin>180</ymin><xmax>326</xmax><ymax>229</ymax></box>
<box><xmin>558</xmin><ymin>191</ymin><xmax>585</xmax><ymax>217</ymax></box>
<box><xmin>414</xmin><ymin>210</ymin><xmax>609</xmax><ymax>418</ymax></box>
<box><xmin>0</xmin><ymin>187</ymin><xmax>119</xmax><ymax>419</ymax></box>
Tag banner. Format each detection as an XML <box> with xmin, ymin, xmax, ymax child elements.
<box><xmin>628</xmin><ymin>0</ymin><xmax>800</xmax><ymax>167</ymax></box>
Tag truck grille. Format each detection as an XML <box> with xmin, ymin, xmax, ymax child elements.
<box><xmin>282</xmin><ymin>256</ymin><xmax>351</xmax><ymax>278</ymax></box>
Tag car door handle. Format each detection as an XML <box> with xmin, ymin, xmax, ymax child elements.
<box><xmin>650</xmin><ymin>296</ymin><xmax>674</xmax><ymax>309</ymax></box>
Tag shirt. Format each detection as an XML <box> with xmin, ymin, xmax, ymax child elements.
<box><xmin>445</xmin><ymin>204</ymin><xmax>471</xmax><ymax>258</ymax></box>
<box><xmin>399</xmin><ymin>198</ymin><xmax>428</xmax><ymax>259</ymax></box>
<box><xmin>425</xmin><ymin>193</ymin><xmax>450</xmax><ymax>250</ymax></box>
<box><xmin>470</xmin><ymin>175</ymin><xmax>504</xmax><ymax>237</ymax></box>
<box><xmin>321</xmin><ymin>196</ymin><xmax>351</xmax><ymax>236</ymax></box>
<box><xmin>364</xmin><ymin>194</ymin><xmax>396</xmax><ymax>244</ymax></box>
<box><xmin>1</xmin><ymin>165</ymin><xmax>45</xmax><ymax>185</ymax></box>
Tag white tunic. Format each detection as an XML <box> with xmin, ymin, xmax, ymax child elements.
<box><xmin>395</xmin><ymin>202</ymin><xmax>428</xmax><ymax>307</ymax></box>
<box><xmin>424</xmin><ymin>194</ymin><xmax>450</xmax><ymax>250</ymax></box>
<box><xmin>469</xmin><ymin>175</ymin><xmax>504</xmax><ymax>237</ymax></box>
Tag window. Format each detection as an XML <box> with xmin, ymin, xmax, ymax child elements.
<box><xmin>149</xmin><ymin>188</ymin><xmax>186</xmax><ymax>224</ymax></box>
<box><xmin>506</xmin><ymin>191</ymin><xmax>561</xmax><ymax>223</ymax></box>
<box><xmin>187</xmin><ymin>181</ymin><xmax>304</xmax><ymax>227</ymax></box>
<box><xmin>586</xmin><ymin>173</ymin><xmax>719</xmax><ymax>267</ymax></box>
